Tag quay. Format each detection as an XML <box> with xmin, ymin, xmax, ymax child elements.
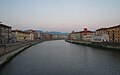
<box><xmin>65</xmin><ymin>39</ymin><xmax>120</xmax><ymax>50</ymax></box>
<box><xmin>0</xmin><ymin>40</ymin><xmax>44</xmax><ymax>66</ymax></box>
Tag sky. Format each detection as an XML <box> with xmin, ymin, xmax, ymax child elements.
<box><xmin>0</xmin><ymin>0</ymin><xmax>120</xmax><ymax>32</ymax></box>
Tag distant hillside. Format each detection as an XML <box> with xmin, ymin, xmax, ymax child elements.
<box><xmin>34</xmin><ymin>30</ymin><xmax>69</xmax><ymax>35</ymax></box>
<box><xmin>34</xmin><ymin>30</ymin><xmax>44</xmax><ymax>33</ymax></box>
<box><xmin>47</xmin><ymin>31</ymin><xmax>69</xmax><ymax>35</ymax></box>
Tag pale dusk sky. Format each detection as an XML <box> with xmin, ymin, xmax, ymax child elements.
<box><xmin>0</xmin><ymin>0</ymin><xmax>120</xmax><ymax>32</ymax></box>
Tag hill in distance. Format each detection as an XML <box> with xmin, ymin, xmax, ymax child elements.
<box><xmin>34</xmin><ymin>30</ymin><xmax>69</xmax><ymax>35</ymax></box>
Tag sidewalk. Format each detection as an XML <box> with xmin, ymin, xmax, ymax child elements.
<box><xmin>0</xmin><ymin>45</ymin><xmax>29</xmax><ymax>66</ymax></box>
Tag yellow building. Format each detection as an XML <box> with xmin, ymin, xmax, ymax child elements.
<box><xmin>96</xmin><ymin>28</ymin><xmax>108</xmax><ymax>35</ymax></box>
<box><xmin>12</xmin><ymin>30</ymin><xmax>30</xmax><ymax>42</ymax></box>
<box><xmin>107</xmin><ymin>25</ymin><xmax>120</xmax><ymax>42</ymax></box>
<box><xmin>96</xmin><ymin>25</ymin><xmax>120</xmax><ymax>42</ymax></box>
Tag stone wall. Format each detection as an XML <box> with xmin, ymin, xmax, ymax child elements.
<box><xmin>0</xmin><ymin>39</ymin><xmax>62</xmax><ymax>57</ymax></box>
<box><xmin>0</xmin><ymin>42</ymin><xmax>29</xmax><ymax>56</ymax></box>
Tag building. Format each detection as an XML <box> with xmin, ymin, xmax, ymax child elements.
<box><xmin>92</xmin><ymin>28</ymin><xmax>109</xmax><ymax>42</ymax></box>
<box><xmin>96</xmin><ymin>28</ymin><xmax>108</xmax><ymax>35</ymax></box>
<box><xmin>0</xmin><ymin>23</ymin><xmax>12</xmax><ymax>45</ymax></box>
<box><xmin>27</xmin><ymin>29</ymin><xmax>38</xmax><ymax>40</ymax></box>
<box><xmin>43</xmin><ymin>33</ymin><xmax>52</xmax><ymax>39</ymax></box>
<box><xmin>69</xmin><ymin>31</ymin><xmax>80</xmax><ymax>40</ymax></box>
<box><xmin>107</xmin><ymin>25</ymin><xmax>120</xmax><ymax>42</ymax></box>
<box><xmin>56</xmin><ymin>34</ymin><xmax>68</xmax><ymax>39</ymax></box>
<box><xmin>82</xmin><ymin>34</ymin><xmax>93</xmax><ymax>42</ymax></box>
<box><xmin>51</xmin><ymin>34</ymin><xmax>59</xmax><ymax>39</ymax></box>
<box><xmin>9</xmin><ymin>32</ymin><xmax>16</xmax><ymax>43</ymax></box>
<box><xmin>12</xmin><ymin>30</ymin><xmax>31</xmax><ymax>42</ymax></box>
<box><xmin>37</xmin><ymin>32</ymin><xmax>42</xmax><ymax>39</ymax></box>
<box><xmin>80</xmin><ymin>28</ymin><xmax>94</xmax><ymax>41</ymax></box>
<box><xmin>60</xmin><ymin>34</ymin><xmax>69</xmax><ymax>39</ymax></box>
<box><xmin>92</xmin><ymin>34</ymin><xmax>109</xmax><ymax>42</ymax></box>
<box><xmin>96</xmin><ymin>25</ymin><xmax>120</xmax><ymax>42</ymax></box>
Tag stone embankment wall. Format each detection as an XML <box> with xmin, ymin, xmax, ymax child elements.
<box><xmin>65</xmin><ymin>39</ymin><xmax>120</xmax><ymax>50</ymax></box>
<box><xmin>0</xmin><ymin>39</ymin><xmax>64</xmax><ymax>66</ymax></box>
<box><xmin>0</xmin><ymin>40</ymin><xmax>42</xmax><ymax>57</ymax></box>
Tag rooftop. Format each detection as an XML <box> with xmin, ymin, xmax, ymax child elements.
<box><xmin>0</xmin><ymin>24</ymin><xmax>11</xmax><ymax>28</ymax></box>
<box><xmin>96</xmin><ymin>28</ymin><xmax>108</xmax><ymax>31</ymax></box>
<box><xmin>12</xmin><ymin>30</ymin><xmax>30</xmax><ymax>34</ymax></box>
<box><xmin>80</xmin><ymin>28</ymin><xmax>94</xmax><ymax>33</ymax></box>
<box><xmin>108</xmin><ymin>25</ymin><xmax>120</xmax><ymax>29</ymax></box>
<box><xmin>96</xmin><ymin>24</ymin><xmax>120</xmax><ymax>31</ymax></box>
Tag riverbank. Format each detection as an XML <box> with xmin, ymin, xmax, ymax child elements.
<box><xmin>65</xmin><ymin>39</ymin><xmax>120</xmax><ymax>50</ymax></box>
<box><xmin>0</xmin><ymin>39</ymin><xmax>60</xmax><ymax>67</ymax></box>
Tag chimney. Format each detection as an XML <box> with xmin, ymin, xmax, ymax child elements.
<box><xmin>84</xmin><ymin>28</ymin><xmax>87</xmax><ymax>31</ymax></box>
<box><xmin>72</xmin><ymin>30</ymin><xmax>74</xmax><ymax>33</ymax></box>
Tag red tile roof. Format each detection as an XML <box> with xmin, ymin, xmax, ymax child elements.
<box><xmin>80</xmin><ymin>30</ymin><xmax>94</xmax><ymax>33</ymax></box>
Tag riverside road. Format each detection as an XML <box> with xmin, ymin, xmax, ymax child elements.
<box><xmin>0</xmin><ymin>40</ymin><xmax>120</xmax><ymax>75</ymax></box>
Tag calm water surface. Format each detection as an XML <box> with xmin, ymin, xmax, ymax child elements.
<box><xmin>0</xmin><ymin>40</ymin><xmax>120</xmax><ymax>75</ymax></box>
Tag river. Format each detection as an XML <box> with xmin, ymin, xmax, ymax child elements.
<box><xmin>0</xmin><ymin>40</ymin><xmax>120</xmax><ymax>75</ymax></box>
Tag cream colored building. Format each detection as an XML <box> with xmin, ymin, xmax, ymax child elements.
<box><xmin>82</xmin><ymin>34</ymin><xmax>93</xmax><ymax>42</ymax></box>
<box><xmin>12</xmin><ymin>30</ymin><xmax>31</xmax><ymax>42</ymax></box>
<box><xmin>80</xmin><ymin>28</ymin><xmax>94</xmax><ymax>41</ymax></box>
<box><xmin>27</xmin><ymin>29</ymin><xmax>38</xmax><ymax>40</ymax></box>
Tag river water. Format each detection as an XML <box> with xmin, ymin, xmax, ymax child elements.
<box><xmin>0</xmin><ymin>40</ymin><xmax>120</xmax><ymax>75</ymax></box>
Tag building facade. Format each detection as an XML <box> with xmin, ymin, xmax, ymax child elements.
<box><xmin>12</xmin><ymin>30</ymin><xmax>31</xmax><ymax>42</ymax></box>
<box><xmin>80</xmin><ymin>28</ymin><xmax>94</xmax><ymax>41</ymax></box>
<box><xmin>82</xmin><ymin>34</ymin><xmax>93</xmax><ymax>42</ymax></box>
<box><xmin>27</xmin><ymin>29</ymin><xmax>38</xmax><ymax>40</ymax></box>
<box><xmin>43</xmin><ymin>33</ymin><xmax>52</xmax><ymax>39</ymax></box>
<box><xmin>69</xmin><ymin>31</ymin><xmax>80</xmax><ymax>40</ymax></box>
<box><xmin>0</xmin><ymin>23</ymin><xmax>12</xmax><ymax>45</ymax></box>
<box><xmin>92</xmin><ymin>34</ymin><xmax>109</xmax><ymax>42</ymax></box>
<box><xmin>96</xmin><ymin>25</ymin><xmax>120</xmax><ymax>42</ymax></box>
<box><xmin>107</xmin><ymin>25</ymin><xmax>120</xmax><ymax>42</ymax></box>
<box><xmin>96</xmin><ymin>28</ymin><xmax>108</xmax><ymax>35</ymax></box>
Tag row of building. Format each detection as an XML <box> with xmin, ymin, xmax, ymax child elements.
<box><xmin>0</xmin><ymin>22</ymin><xmax>68</xmax><ymax>45</ymax></box>
<box><xmin>68</xmin><ymin>25</ymin><xmax>120</xmax><ymax>43</ymax></box>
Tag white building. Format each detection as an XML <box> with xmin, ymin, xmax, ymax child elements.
<box><xmin>27</xmin><ymin>29</ymin><xmax>38</xmax><ymax>40</ymax></box>
<box><xmin>92</xmin><ymin>34</ymin><xmax>109</xmax><ymax>42</ymax></box>
<box><xmin>37</xmin><ymin>32</ymin><xmax>43</xmax><ymax>39</ymax></box>
<box><xmin>83</xmin><ymin>34</ymin><xmax>93</xmax><ymax>41</ymax></box>
<box><xmin>29</xmin><ymin>33</ymin><xmax>34</xmax><ymax>40</ymax></box>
